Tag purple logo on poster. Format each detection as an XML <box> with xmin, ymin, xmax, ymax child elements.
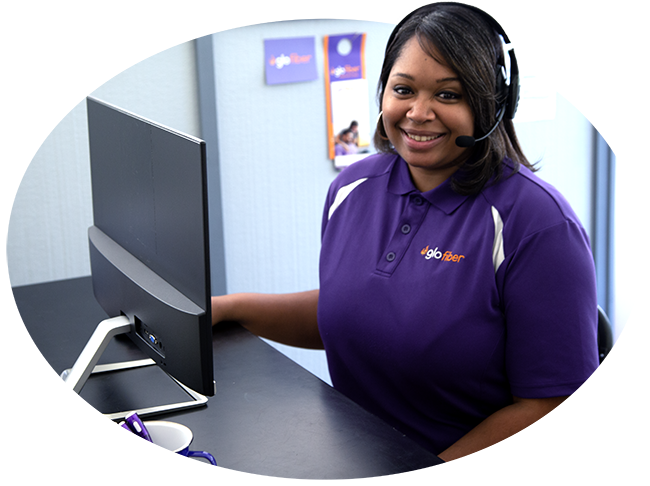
<box><xmin>264</xmin><ymin>36</ymin><xmax>318</xmax><ymax>85</ymax></box>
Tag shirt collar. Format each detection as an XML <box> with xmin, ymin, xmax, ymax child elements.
<box><xmin>386</xmin><ymin>155</ymin><xmax>469</xmax><ymax>215</ymax></box>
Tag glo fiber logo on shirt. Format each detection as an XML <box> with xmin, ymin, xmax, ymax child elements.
<box><xmin>421</xmin><ymin>245</ymin><xmax>465</xmax><ymax>262</ymax></box>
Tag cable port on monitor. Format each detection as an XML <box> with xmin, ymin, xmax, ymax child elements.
<box><xmin>134</xmin><ymin>316</ymin><xmax>165</xmax><ymax>358</ymax></box>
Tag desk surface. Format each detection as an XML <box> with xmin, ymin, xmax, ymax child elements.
<box><xmin>13</xmin><ymin>277</ymin><xmax>441</xmax><ymax>479</ymax></box>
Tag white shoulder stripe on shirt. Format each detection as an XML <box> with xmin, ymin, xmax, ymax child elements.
<box><xmin>491</xmin><ymin>206</ymin><xmax>505</xmax><ymax>273</ymax></box>
<box><xmin>328</xmin><ymin>178</ymin><xmax>368</xmax><ymax>220</ymax></box>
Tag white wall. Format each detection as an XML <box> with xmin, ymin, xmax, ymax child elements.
<box><xmin>6</xmin><ymin>0</ymin><xmax>199</xmax><ymax>286</ymax></box>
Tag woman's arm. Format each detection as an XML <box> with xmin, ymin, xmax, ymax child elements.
<box><xmin>438</xmin><ymin>396</ymin><xmax>571</xmax><ymax>479</ymax></box>
<box><xmin>211</xmin><ymin>290</ymin><xmax>322</xmax><ymax>349</ymax></box>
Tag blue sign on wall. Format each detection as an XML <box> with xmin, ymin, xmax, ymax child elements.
<box><xmin>264</xmin><ymin>36</ymin><xmax>318</xmax><ymax>85</ymax></box>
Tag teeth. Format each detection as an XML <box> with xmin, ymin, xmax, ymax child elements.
<box><xmin>407</xmin><ymin>133</ymin><xmax>442</xmax><ymax>142</ymax></box>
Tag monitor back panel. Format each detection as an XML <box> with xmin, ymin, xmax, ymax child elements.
<box><xmin>86</xmin><ymin>97</ymin><xmax>213</xmax><ymax>395</ymax></box>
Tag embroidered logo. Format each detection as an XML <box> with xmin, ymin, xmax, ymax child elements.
<box><xmin>421</xmin><ymin>245</ymin><xmax>465</xmax><ymax>263</ymax></box>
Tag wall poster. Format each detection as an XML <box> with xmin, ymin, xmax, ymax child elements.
<box><xmin>264</xmin><ymin>36</ymin><xmax>318</xmax><ymax>86</ymax></box>
<box><xmin>324</xmin><ymin>33</ymin><xmax>371</xmax><ymax>169</ymax></box>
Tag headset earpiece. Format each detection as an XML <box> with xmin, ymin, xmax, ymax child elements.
<box><xmin>505</xmin><ymin>55</ymin><xmax>520</xmax><ymax>120</ymax></box>
<box><xmin>497</xmin><ymin>43</ymin><xmax>519</xmax><ymax>121</ymax></box>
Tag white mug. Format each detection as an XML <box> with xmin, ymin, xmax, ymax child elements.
<box><xmin>144</xmin><ymin>421</ymin><xmax>217</xmax><ymax>466</ymax></box>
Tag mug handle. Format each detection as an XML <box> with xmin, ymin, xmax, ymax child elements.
<box><xmin>187</xmin><ymin>450</ymin><xmax>217</xmax><ymax>466</ymax></box>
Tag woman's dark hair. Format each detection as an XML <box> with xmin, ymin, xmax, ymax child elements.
<box><xmin>374</xmin><ymin>2</ymin><xmax>535</xmax><ymax>195</ymax></box>
<box><xmin>340</xmin><ymin>128</ymin><xmax>353</xmax><ymax>138</ymax></box>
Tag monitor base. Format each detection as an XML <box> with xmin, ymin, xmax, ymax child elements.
<box><xmin>61</xmin><ymin>316</ymin><xmax>209</xmax><ymax>421</ymax></box>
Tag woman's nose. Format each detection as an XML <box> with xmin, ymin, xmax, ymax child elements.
<box><xmin>407</xmin><ymin>98</ymin><xmax>435</xmax><ymax>124</ymax></box>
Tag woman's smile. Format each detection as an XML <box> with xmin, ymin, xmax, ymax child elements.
<box><xmin>401</xmin><ymin>129</ymin><xmax>446</xmax><ymax>146</ymax></box>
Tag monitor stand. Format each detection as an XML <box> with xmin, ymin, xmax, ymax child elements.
<box><xmin>60</xmin><ymin>315</ymin><xmax>208</xmax><ymax>421</ymax></box>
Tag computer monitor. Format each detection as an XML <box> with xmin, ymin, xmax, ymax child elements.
<box><xmin>61</xmin><ymin>97</ymin><xmax>215</xmax><ymax>419</ymax></box>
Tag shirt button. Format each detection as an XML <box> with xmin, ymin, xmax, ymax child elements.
<box><xmin>386</xmin><ymin>252</ymin><xmax>396</xmax><ymax>262</ymax></box>
<box><xmin>413</xmin><ymin>196</ymin><xmax>424</xmax><ymax>206</ymax></box>
<box><xmin>401</xmin><ymin>224</ymin><xmax>411</xmax><ymax>234</ymax></box>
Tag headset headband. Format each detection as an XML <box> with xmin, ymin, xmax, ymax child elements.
<box><xmin>386</xmin><ymin>0</ymin><xmax>510</xmax><ymax>52</ymax></box>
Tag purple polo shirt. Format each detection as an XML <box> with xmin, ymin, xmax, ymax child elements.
<box><xmin>317</xmin><ymin>153</ymin><xmax>599</xmax><ymax>455</ymax></box>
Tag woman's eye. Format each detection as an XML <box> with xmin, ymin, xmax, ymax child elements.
<box><xmin>438</xmin><ymin>91</ymin><xmax>461</xmax><ymax>100</ymax></box>
<box><xmin>393</xmin><ymin>86</ymin><xmax>413</xmax><ymax>96</ymax></box>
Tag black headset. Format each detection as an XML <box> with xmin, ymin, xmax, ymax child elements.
<box><xmin>384</xmin><ymin>2</ymin><xmax>520</xmax><ymax>147</ymax></box>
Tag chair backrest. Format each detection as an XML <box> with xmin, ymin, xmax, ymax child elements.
<box><xmin>597</xmin><ymin>306</ymin><xmax>614</xmax><ymax>364</ymax></box>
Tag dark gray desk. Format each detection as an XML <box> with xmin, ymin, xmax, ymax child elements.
<box><xmin>13</xmin><ymin>276</ymin><xmax>441</xmax><ymax>479</ymax></box>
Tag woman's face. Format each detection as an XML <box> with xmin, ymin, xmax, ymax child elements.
<box><xmin>381</xmin><ymin>37</ymin><xmax>474</xmax><ymax>192</ymax></box>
